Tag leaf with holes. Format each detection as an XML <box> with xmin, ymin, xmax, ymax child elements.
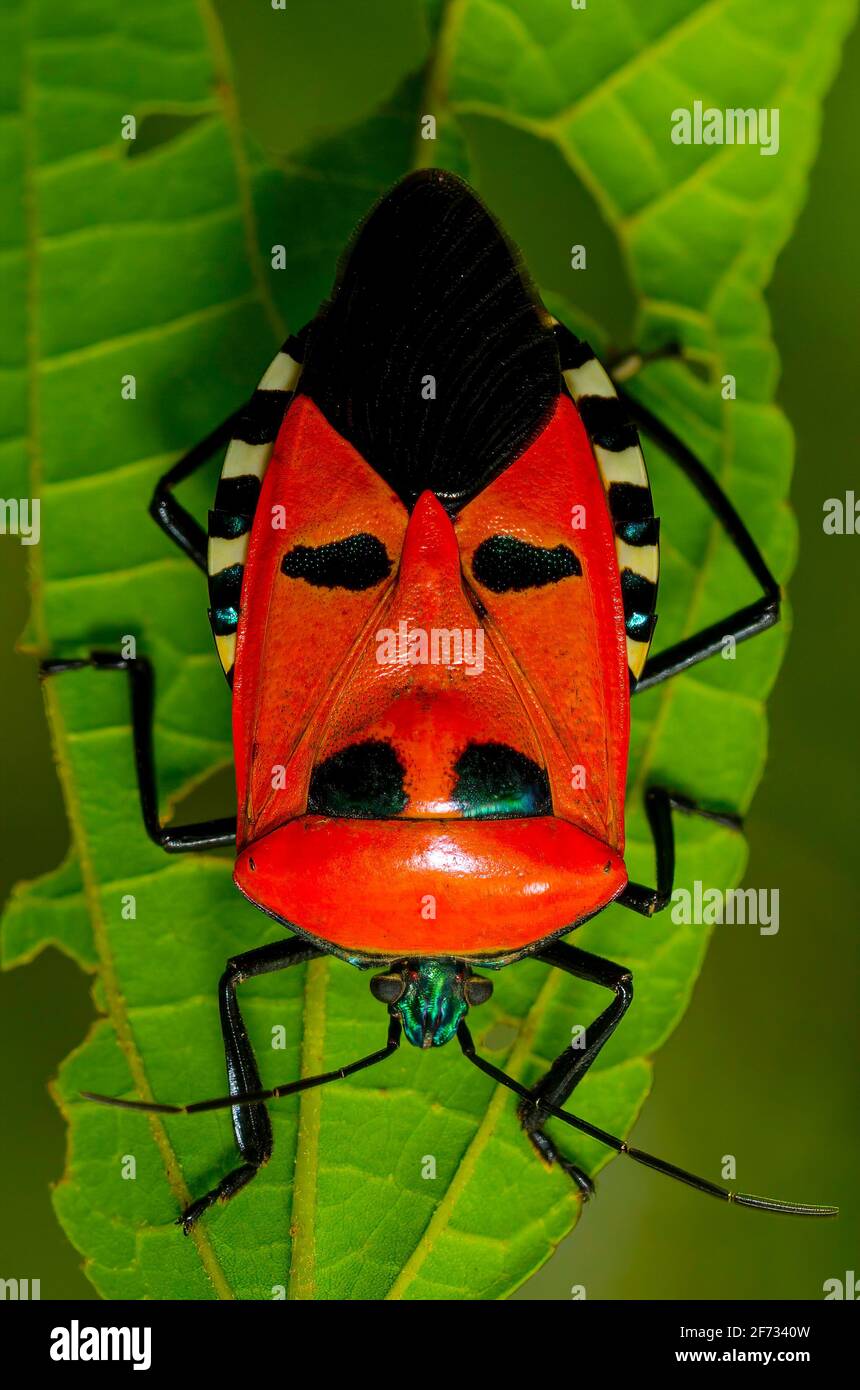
<box><xmin>2</xmin><ymin>0</ymin><xmax>854</xmax><ymax>1299</ymax></box>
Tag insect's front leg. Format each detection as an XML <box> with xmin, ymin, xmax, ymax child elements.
<box><xmin>180</xmin><ymin>937</ymin><xmax>324</xmax><ymax>1234</ymax></box>
<box><xmin>517</xmin><ymin>942</ymin><xmax>633</xmax><ymax>1199</ymax></box>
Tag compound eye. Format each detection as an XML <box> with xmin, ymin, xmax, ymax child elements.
<box><xmin>370</xmin><ymin>972</ymin><xmax>406</xmax><ymax>1005</ymax></box>
<box><xmin>465</xmin><ymin>975</ymin><xmax>493</xmax><ymax>1006</ymax></box>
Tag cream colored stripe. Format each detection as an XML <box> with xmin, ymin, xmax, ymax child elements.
<box><xmin>626</xmin><ymin>635</ymin><xmax>650</xmax><ymax>677</ymax></box>
<box><xmin>208</xmin><ymin>534</ymin><xmax>249</xmax><ymax>577</ymax></box>
<box><xmin>221</xmin><ymin>438</ymin><xmax>271</xmax><ymax>480</ymax></box>
<box><xmin>593</xmin><ymin>442</ymin><xmax>648</xmax><ymax>486</ymax></box>
<box><xmin>562</xmin><ymin>358</ymin><xmax>613</xmax><ymax>400</ymax></box>
<box><xmin>258</xmin><ymin>352</ymin><xmax>302</xmax><ymax>392</ymax></box>
<box><xmin>616</xmin><ymin>537</ymin><xmax>659</xmax><ymax>583</ymax></box>
<box><xmin>215</xmin><ymin>633</ymin><xmax>237</xmax><ymax>671</ymax></box>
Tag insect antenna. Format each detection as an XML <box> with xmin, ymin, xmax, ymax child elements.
<box><xmin>456</xmin><ymin>1023</ymin><xmax>838</xmax><ymax>1218</ymax></box>
<box><xmin>80</xmin><ymin>1017</ymin><xmax>401</xmax><ymax>1115</ymax></box>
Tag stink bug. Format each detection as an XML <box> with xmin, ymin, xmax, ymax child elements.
<box><xmin>44</xmin><ymin>170</ymin><xmax>836</xmax><ymax>1231</ymax></box>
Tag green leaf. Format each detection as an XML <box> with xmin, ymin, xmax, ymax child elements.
<box><xmin>0</xmin><ymin>851</ymin><xmax>95</xmax><ymax>971</ymax></box>
<box><xmin>2</xmin><ymin>0</ymin><xmax>853</xmax><ymax>1300</ymax></box>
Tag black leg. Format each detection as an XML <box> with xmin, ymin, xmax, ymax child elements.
<box><xmin>83</xmin><ymin>1006</ymin><xmax>403</xmax><ymax>1229</ymax></box>
<box><xmin>179</xmin><ymin>937</ymin><xmax>323</xmax><ymax>1233</ymax></box>
<box><xmin>40</xmin><ymin>652</ymin><xmax>236</xmax><ymax>853</ymax></box>
<box><xmin>617</xmin><ymin>391</ymin><xmax>781</xmax><ymax>692</ymax></box>
<box><xmin>618</xmin><ymin>786</ymin><xmax>741</xmax><ymax>916</ymax></box>
<box><xmin>149</xmin><ymin>409</ymin><xmax>243</xmax><ymax>570</ymax></box>
<box><xmin>516</xmin><ymin>941</ymin><xmax>633</xmax><ymax>1198</ymax></box>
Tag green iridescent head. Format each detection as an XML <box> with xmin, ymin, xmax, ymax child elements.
<box><xmin>370</xmin><ymin>959</ymin><xmax>493</xmax><ymax>1048</ymax></box>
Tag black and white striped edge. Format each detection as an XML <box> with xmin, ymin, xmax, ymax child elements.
<box><xmin>552</xmin><ymin>320</ymin><xmax>659</xmax><ymax>682</ymax></box>
<box><xmin>207</xmin><ymin>332</ymin><xmax>307</xmax><ymax>682</ymax></box>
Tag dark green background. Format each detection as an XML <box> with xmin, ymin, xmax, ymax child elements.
<box><xmin>1</xmin><ymin>6</ymin><xmax>857</xmax><ymax>1300</ymax></box>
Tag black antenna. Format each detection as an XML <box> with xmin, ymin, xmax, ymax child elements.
<box><xmin>81</xmin><ymin>1018</ymin><xmax>401</xmax><ymax>1115</ymax></box>
<box><xmin>80</xmin><ymin>1016</ymin><xmax>837</xmax><ymax>1219</ymax></box>
<box><xmin>456</xmin><ymin>1023</ymin><xmax>837</xmax><ymax>1218</ymax></box>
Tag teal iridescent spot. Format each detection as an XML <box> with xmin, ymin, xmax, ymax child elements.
<box><xmin>620</xmin><ymin>568</ymin><xmax>657</xmax><ymax>641</ymax></box>
<box><xmin>209</xmin><ymin>511</ymin><xmax>251</xmax><ymax>539</ymax></box>
<box><xmin>452</xmin><ymin>742</ymin><xmax>551</xmax><ymax>819</ymax></box>
<box><xmin>212</xmin><ymin>605</ymin><xmax>239</xmax><ymax>635</ymax></box>
<box><xmin>209</xmin><ymin>563</ymin><xmax>244</xmax><ymax>635</ymax></box>
<box><xmin>616</xmin><ymin>518</ymin><xmax>652</xmax><ymax>545</ymax></box>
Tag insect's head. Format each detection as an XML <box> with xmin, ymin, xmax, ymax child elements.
<box><xmin>370</xmin><ymin>958</ymin><xmax>493</xmax><ymax>1048</ymax></box>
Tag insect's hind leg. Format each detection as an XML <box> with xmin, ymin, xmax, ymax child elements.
<box><xmin>618</xmin><ymin>787</ymin><xmax>741</xmax><ymax>916</ymax></box>
<box><xmin>180</xmin><ymin>938</ymin><xmax>324</xmax><ymax>1234</ymax></box>
<box><xmin>517</xmin><ymin>942</ymin><xmax>634</xmax><ymax>1201</ymax></box>
<box><xmin>40</xmin><ymin>653</ymin><xmax>236</xmax><ymax>853</ymax></box>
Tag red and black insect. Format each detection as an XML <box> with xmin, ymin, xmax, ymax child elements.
<box><xmin>44</xmin><ymin>171</ymin><xmax>836</xmax><ymax>1232</ymax></box>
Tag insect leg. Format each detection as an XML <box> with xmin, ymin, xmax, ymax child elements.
<box><xmin>516</xmin><ymin>941</ymin><xmax>633</xmax><ymax>1199</ymax></box>
<box><xmin>618</xmin><ymin>390</ymin><xmax>781</xmax><ymax>693</ymax></box>
<box><xmin>618</xmin><ymin>786</ymin><xmax>741</xmax><ymax>915</ymax></box>
<box><xmin>179</xmin><ymin>937</ymin><xmax>324</xmax><ymax>1234</ymax></box>
<box><xmin>40</xmin><ymin>653</ymin><xmax>236</xmax><ymax>852</ymax></box>
<box><xmin>150</xmin><ymin>409</ymin><xmax>244</xmax><ymax>570</ymax></box>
